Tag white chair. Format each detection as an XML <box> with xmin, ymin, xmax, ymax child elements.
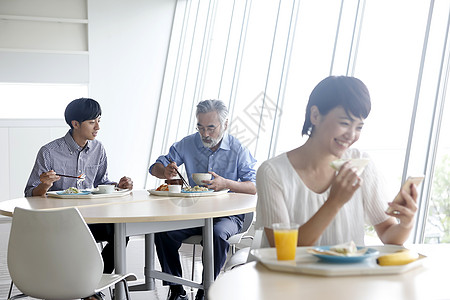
<box><xmin>7</xmin><ymin>207</ymin><xmax>136</xmax><ymax>300</ymax></box>
<box><xmin>182</xmin><ymin>212</ymin><xmax>254</xmax><ymax>281</ymax></box>
<box><xmin>223</xmin><ymin>226</ymin><xmax>264</xmax><ymax>271</ymax></box>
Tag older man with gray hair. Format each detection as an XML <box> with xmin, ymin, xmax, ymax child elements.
<box><xmin>149</xmin><ymin>99</ymin><xmax>256</xmax><ymax>300</ymax></box>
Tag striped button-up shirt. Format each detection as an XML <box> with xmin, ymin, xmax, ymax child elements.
<box><xmin>25</xmin><ymin>130</ymin><xmax>113</xmax><ymax>196</ymax></box>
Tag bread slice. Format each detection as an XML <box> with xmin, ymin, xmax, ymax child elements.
<box><xmin>330</xmin><ymin>158</ymin><xmax>369</xmax><ymax>176</ymax></box>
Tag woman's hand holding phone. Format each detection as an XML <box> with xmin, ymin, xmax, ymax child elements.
<box><xmin>386</xmin><ymin>176</ymin><xmax>424</xmax><ymax>214</ymax></box>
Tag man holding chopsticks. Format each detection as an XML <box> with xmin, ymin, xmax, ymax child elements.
<box><xmin>24</xmin><ymin>98</ymin><xmax>133</xmax><ymax>288</ymax></box>
<box><xmin>25</xmin><ymin>98</ymin><xmax>132</xmax><ymax>197</ymax></box>
<box><xmin>149</xmin><ymin>99</ymin><xmax>256</xmax><ymax>300</ymax></box>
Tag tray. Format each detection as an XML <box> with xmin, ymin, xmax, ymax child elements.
<box><xmin>251</xmin><ymin>245</ymin><xmax>426</xmax><ymax>277</ymax></box>
<box><xmin>47</xmin><ymin>189</ymin><xmax>132</xmax><ymax>199</ymax></box>
<box><xmin>148</xmin><ymin>189</ymin><xmax>229</xmax><ymax>197</ymax></box>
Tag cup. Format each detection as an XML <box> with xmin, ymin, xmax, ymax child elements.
<box><xmin>272</xmin><ymin>223</ymin><xmax>299</xmax><ymax>260</ymax></box>
<box><xmin>168</xmin><ymin>185</ymin><xmax>182</xmax><ymax>193</ymax></box>
<box><xmin>97</xmin><ymin>184</ymin><xmax>115</xmax><ymax>194</ymax></box>
<box><xmin>165</xmin><ymin>179</ymin><xmax>183</xmax><ymax>186</ymax></box>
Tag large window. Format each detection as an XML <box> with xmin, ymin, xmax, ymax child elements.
<box><xmin>148</xmin><ymin>0</ymin><xmax>450</xmax><ymax>244</ymax></box>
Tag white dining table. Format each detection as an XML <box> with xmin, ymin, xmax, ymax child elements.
<box><xmin>0</xmin><ymin>189</ymin><xmax>257</xmax><ymax>300</ymax></box>
<box><xmin>208</xmin><ymin>243</ymin><xmax>450</xmax><ymax>300</ymax></box>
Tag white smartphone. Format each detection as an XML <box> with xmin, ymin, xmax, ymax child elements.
<box><xmin>386</xmin><ymin>176</ymin><xmax>425</xmax><ymax>214</ymax></box>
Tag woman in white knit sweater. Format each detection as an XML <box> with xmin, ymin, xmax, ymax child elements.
<box><xmin>255</xmin><ymin>76</ymin><xmax>418</xmax><ymax>247</ymax></box>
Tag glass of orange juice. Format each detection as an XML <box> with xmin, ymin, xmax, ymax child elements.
<box><xmin>272</xmin><ymin>223</ymin><xmax>299</xmax><ymax>260</ymax></box>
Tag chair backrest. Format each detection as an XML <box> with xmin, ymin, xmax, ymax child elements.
<box><xmin>7</xmin><ymin>207</ymin><xmax>103</xmax><ymax>300</ymax></box>
<box><xmin>227</xmin><ymin>211</ymin><xmax>254</xmax><ymax>245</ymax></box>
<box><xmin>246</xmin><ymin>228</ymin><xmax>264</xmax><ymax>263</ymax></box>
<box><xmin>241</xmin><ymin>212</ymin><xmax>254</xmax><ymax>234</ymax></box>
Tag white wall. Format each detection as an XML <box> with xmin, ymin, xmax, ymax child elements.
<box><xmin>0</xmin><ymin>0</ymin><xmax>177</xmax><ymax>201</ymax></box>
<box><xmin>0</xmin><ymin>120</ymin><xmax>67</xmax><ymax>201</ymax></box>
<box><xmin>87</xmin><ymin>0</ymin><xmax>176</xmax><ymax>188</ymax></box>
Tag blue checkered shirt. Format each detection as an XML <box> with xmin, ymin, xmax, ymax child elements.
<box><xmin>25</xmin><ymin>130</ymin><xmax>113</xmax><ymax>196</ymax></box>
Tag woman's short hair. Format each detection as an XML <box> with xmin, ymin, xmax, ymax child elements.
<box><xmin>196</xmin><ymin>99</ymin><xmax>229</xmax><ymax>127</ymax></box>
<box><xmin>302</xmin><ymin>76</ymin><xmax>371</xmax><ymax>136</ymax></box>
<box><xmin>64</xmin><ymin>98</ymin><xmax>102</xmax><ymax>128</ymax></box>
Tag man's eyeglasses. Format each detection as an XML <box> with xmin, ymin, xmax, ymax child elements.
<box><xmin>196</xmin><ymin>125</ymin><xmax>219</xmax><ymax>134</ymax></box>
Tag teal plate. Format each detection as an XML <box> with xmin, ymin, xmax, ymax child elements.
<box><xmin>56</xmin><ymin>191</ymin><xmax>91</xmax><ymax>195</ymax></box>
<box><xmin>311</xmin><ymin>246</ymin><xmax>379</xmax><ymax>263</ymax></box>
<box><xmin>181</xmin><ymin>189</ymin><xmax>214</xmax><ymax>193</ymax></box>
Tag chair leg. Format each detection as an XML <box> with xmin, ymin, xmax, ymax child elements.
<box><xmin>7</xmin><ymin>281</ymin><xmax>13</xmax><ymax>299</ymax></box>
<box><xmin>189</xmin><ymin>243</ymin><xmax>196</xmax><ymax>291</ymax></box>
<box><xmin>122</xmin><ymin>279</ymin><xmax>131</xmax><ymax>300</ymax></box>
<box><xmin>191</xmin><ymin>244</ymin><xmax>196</xmax><ymax>281</ymax></box>
<box><xmin>6</xmin><ymin>281</ymin><xmax>27</xmax><ymax>300</ymax></box>
<box><xmin>98</xmin><ymin>241</ymin><xmax>113</xmax><ymax>298</ymax></box>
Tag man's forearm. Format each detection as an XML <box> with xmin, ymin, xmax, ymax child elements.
<box><xmin>227</xmin><ymin>180</ymin><xmax>256</xmax><ymax>195</ymax></box>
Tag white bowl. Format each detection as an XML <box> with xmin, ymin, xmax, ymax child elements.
<box><xmin>192</xmin><ymin>173</ymin><xmax>212</xmax><ymax>186</ymax></box>
<box><xmin>168</xmin><ymin>185</ymin><xmax>182</xmax><ymax>193</ymax></box>
<box><xmin>97</xmin><ymin>184</ymin><xmax>115</xmax><ymax>194</ymax></box>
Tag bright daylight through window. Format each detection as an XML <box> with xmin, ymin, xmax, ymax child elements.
<box><xmin>150</xmin><ymin>0</ymin><xmax>450</xmax><ymax>244</ymax></box>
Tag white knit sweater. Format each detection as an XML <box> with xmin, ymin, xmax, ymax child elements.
<box><xmin>255</xmin><ymin>148</ymin><xmax>390</xmax><ymax>246</ymax></box>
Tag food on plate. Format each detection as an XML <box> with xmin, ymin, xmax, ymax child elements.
<box><xmin>330</xmin><ymin>158</ymin><xmax>369</xmax><ymax>176</ymax></box>
<box><xmin>307</xmin><ymin>240</ymin><xmax>367</xmax><ymax>257</ymax></box>
<box><xmin>330</xmin><ymin>241</ymin><xmax>358</xmax><ymax>255</ymax></box>
<box><xmin>156</xmin><ymin>184</ymin><xmax>169</xmax><ymax>191</ymax></box>
<box><xmin>63</xmin><ymin>187</ymin><xmax>81</xmax><ymax>194</ymax></box>
<box><xmin>376</xmin><ymin>249</ymin><xmax>420</xmax><ymax>266</ymax></box>
<box><xmin>183</xmin><ymin>185</ymin><xmax>209</xmax><ymax>192</ymax></box>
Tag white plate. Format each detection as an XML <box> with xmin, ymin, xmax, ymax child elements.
<box><xmin>251</xmin><ymin>245</ymin><xmax>426</xmax><ymax>277</ymax></box>
<box><xmin>148</xmin><ymin>189</ymin><xmax>229</xmax><ymax>197</ymax></box>
<box><xmin>47</xmin><ymin>189</ymin><xmax>132</xmax><ymax>199</ymax></box>
<box><xmin>91</xmin><ymin>188</ymin><xmax>129</xmax><ymax>195</ymax></box>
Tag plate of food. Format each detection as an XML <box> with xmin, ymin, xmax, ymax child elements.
<box><xmin>307</xmin><ymin>246</ymin><xmax>379</xmax><ymax>263</ymax></box>
<box><xmin>47</xmin><ymin>187</ymin><xmax>132</xmax><ymax>198</ymax></box>
<box><xmin>181</xmin><ymin>186</ymin><xmax>214</xmax><ymax>193</ymax></box>
<box><xmin>149</xmin><ymin>184</ymin><xmax>229</xmax><ymax>197</ymax></box>
<box><xmin>56</xmin><ymin>187</ymin><xmax>91</xmax><ymax>195</ymax></box>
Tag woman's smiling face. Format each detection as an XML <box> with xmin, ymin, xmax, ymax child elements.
<box><xmin>311</xmin><ymin>106</ymin><xmax>364</xmax><ymax>157</ymax></box>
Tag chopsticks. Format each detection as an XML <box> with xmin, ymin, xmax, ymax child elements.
<box><xmin>56</xmin><ymin>173</ymin><xmax>85</xmax><ymax>179</ymax></box>
<box><xmin>167</xmin><ymin>158</ymin><xmax>190</xmax><ymax>187</ymax></box>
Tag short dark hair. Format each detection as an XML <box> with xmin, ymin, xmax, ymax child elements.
<box><xmin>64</xmin><ymin>98</ymin><xmax>102</xmax><ymax>129</ymax></box>
<box><xmin>302</xmin><ymin>76</ymin><xmax>371</xmax><ymax>136</ymax></box>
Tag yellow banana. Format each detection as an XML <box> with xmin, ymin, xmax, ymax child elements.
<box><xmin>376</xmin><ymin>249</ymin><xmax>420</xmax><ymax>266</ymax></box>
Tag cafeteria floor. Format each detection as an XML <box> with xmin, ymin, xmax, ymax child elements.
<box><xmin>0</xmin><ymin>216</ymin><xmax>253</xmax><ymax>300</ymax></box>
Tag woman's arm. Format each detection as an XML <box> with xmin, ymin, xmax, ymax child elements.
<box><xmin>296</xmin><ymin>163</ymin><xmax>363</xmax><ymax>246</ymax></box>
<box><xmin>375</xmin><ymin>185</ymin><xmax>418</xmax><ymax>245</ymax></box>
<box><xmin>258</xmin><ymin>160</ymin><xmax>363</xmax><ymax>247</ymax></box>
